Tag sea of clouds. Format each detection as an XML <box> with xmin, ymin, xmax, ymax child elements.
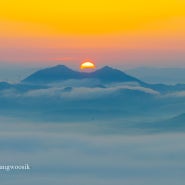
<box><xmin>0</xmin><ymin>79</ymin><xmax>185</xmax><ymax>184</ymax></box>
<box><xmin>0</xmin><ymin>117</ymin><xmax>184</xmax><ymax>185</ymax></box>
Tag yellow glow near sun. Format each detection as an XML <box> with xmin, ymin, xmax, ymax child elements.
<box><xmin>80</xmin><ymin>61</ymin><xmax>96</xmax><ymax>70</ymax></box>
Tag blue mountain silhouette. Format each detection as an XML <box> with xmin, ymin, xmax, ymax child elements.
<box><xmin>0</xmin><ymin>64</ymin><xmax>185</xmax><ymax>95</ymax></box>
<box><xmin>10</xmin><ymin>64</ymin><xmax>185</xmax><ymax>94</ymax></box>
<box><xmin>22</xmin><ymin>65</ymin><xmax>142</xmax><ymax>84</ymax></box>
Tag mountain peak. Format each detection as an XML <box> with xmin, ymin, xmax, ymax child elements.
<box><xmin>98</xmin><ymin>66</ymin><xmax>124</xmax><ymax>73</ymax></box>
<box><xmin>53</xmin><ymin>64</ymin><xmax>69</xmax><ymax>68</ymax></box>
<box><xmin>97</xmin><ymin>66</ymin><xmax>120</xmax><ymax>72</ymax></box>
<box><xmin>22</xmin><ymin>64</ymin><xmax>81</xmax><ymax>84</ymax></box>
<box><xmin>48</xmin><ymin>64</ymin><xmax>72</xmax><ymax>71</ymax></box>
<box><xmin>54</xmin><ymin>64</ymin><xmax>65</xmax><ymax>67</ymax></box>
<box><xmin>91</xmin><ymin>66</ymin><xmax>141</xmax><ymax>83</ymax></box>
<box><xmin>101</xmin><ymin>66</ymin><xmax>113</xmax><ymax>70</ymax></box>
<box><xmin>22</xmin><ymin>64</ymin><xmax>142</xmax><ymax>84</ymax></box>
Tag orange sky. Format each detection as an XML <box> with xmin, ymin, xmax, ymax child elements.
<box><xmin>0</xmin><ymin>0</ymin><xmax>185</xmax><ymax>68</ymax></box>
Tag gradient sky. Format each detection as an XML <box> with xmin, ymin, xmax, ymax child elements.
<box><xmin>0</xmin><ymin>0</ymin><xmax>185</xmax><ymax>69</ymax></box>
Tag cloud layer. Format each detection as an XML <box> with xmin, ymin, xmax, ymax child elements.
<box><xmin>0</xmin><ymin>118</ymin><xmax>185</xmax><ymax>185</ymax></box>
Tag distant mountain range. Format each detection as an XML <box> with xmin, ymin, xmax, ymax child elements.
<box><xmin>0</xmin><ymin>65</ymin><xmax>185</xmax><ymax>95</ymax></box>
<box><xmin>20</xmin><ymin>65</ymin><xmax>185</xmax><ymax>94</ymax></box>
<box><xmin>22</xmin><ymin>65</ymin><xmax>142</xmax><ymax>84</ymax></box>
<box><xmin>0</xmin><ymin>64</ymin><xmax>185</xmax><ymax>130</ymax></box>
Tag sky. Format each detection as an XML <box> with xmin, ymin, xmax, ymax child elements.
<box><xmin>0</xmin><ymin>0</ymin><xmax>185</xmax><ymax>69</ymax></box>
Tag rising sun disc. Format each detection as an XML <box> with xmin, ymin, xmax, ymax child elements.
<box><xmin>80</xmin><ymin>60</ymin><xmax>96</xmax><ymax>70</ymax></box>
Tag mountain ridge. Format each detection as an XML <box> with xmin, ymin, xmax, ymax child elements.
<box><xmin>22</xmin><ymin>64</ymin><xmax>143</xmax><ymax>84</ymax></box>
<box><xmin>0</xmin><ymin>64</ymin><xmax>185</xmax><ymax>94</ymax></box>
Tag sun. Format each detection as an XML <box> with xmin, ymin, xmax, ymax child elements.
<box><xmin>80</xmin><ymin>59</ymin><xmax>96</xmax><ymax>71</ymax></box>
